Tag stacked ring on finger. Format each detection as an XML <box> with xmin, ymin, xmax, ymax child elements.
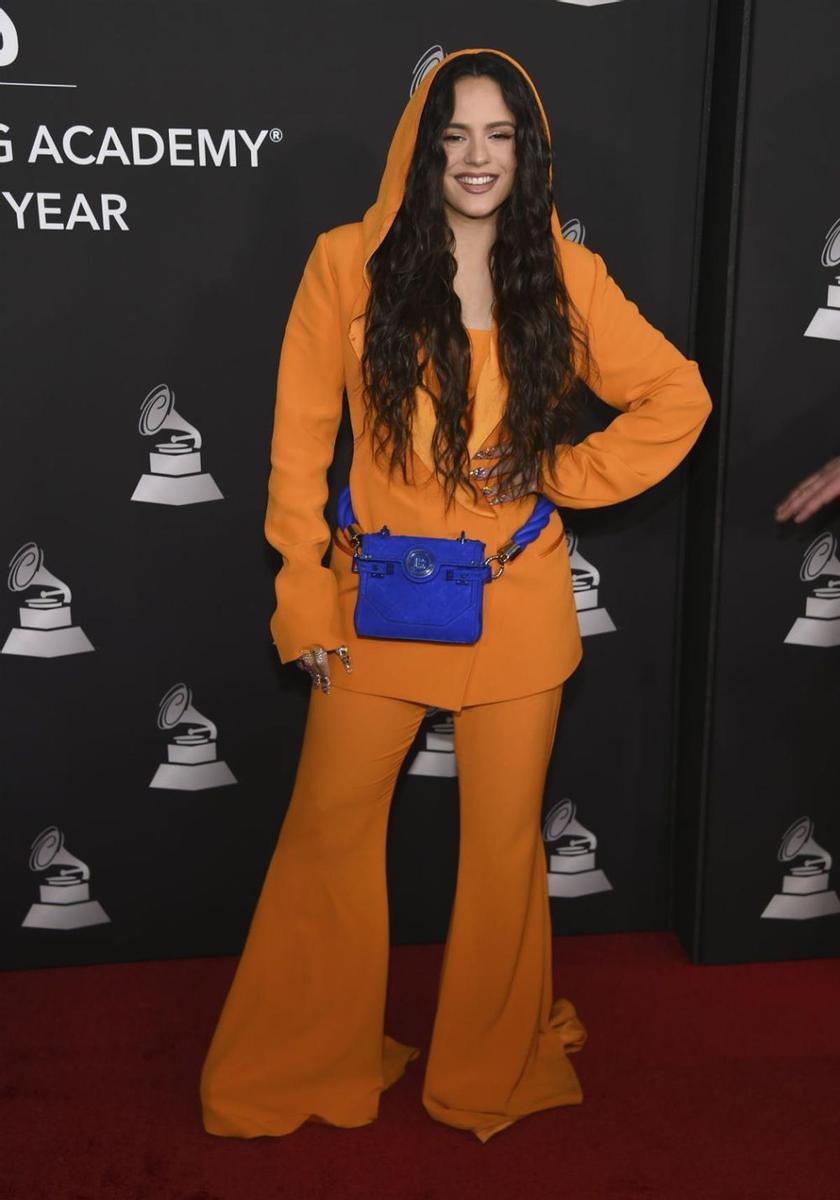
<box><xmin>299</xmin><ymin>649</ymin><xmax>321</xmax><ymax>680</ymax></box>
<box><xmin>300</xmin><ymin>646</ymin><xmax>330</xmax><ymax>690</ymax></box>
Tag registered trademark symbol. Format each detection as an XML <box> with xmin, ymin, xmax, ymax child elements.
<box><xmin>270</xmin><ymin>128</ymin><xmax>283</xmax><ymax>143</ymax></box>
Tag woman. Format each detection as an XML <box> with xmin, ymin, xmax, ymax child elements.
<box><xmin>200</xmin><ymin>47</ymin><xmax>712</xmax><ymax>1144</ymax></box>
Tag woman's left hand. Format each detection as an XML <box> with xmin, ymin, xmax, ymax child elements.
<box><xmin>470</xmin><ymin>444</ymin><xmax>540</xmax><ymax>503</ymax></box>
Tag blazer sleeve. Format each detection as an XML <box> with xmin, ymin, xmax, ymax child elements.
<box><xmin>264</xmin><ymin>231</ymin><xmax>346</xmax><ymax>664</ymax></box>
<box><xmin>539</xmin><ymin>250</ymin><xmax>713</xmax><ymax>508</ymax></box>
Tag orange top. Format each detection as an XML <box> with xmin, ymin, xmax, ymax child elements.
<box><xmin>467</xmin><ymin>328</ymin><xmax>492</xmax><ymax>446</ymax></box>
<box><xmin>263</xmin><ymin>47</ymin><xmax>713</xmax><ymax>710</ymax></box>
<box><xmin>467</xmin><ymin>327</ymin><xmax>492</xmax><ymax>401</ymax></box>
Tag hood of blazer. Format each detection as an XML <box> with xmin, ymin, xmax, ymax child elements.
<box><xmin>346</xmin><ymin>48</ymin><xmax>569</xmax><ymax>516</ymax></box>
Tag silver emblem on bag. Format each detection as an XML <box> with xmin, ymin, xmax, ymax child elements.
<box><xmin>405</xmin><ymin>547</ymin><xmax>435</xmax><ymax>578</ymax></box>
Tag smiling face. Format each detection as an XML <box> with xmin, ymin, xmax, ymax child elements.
<box><xmin>440</xmin><ymin>74</ymin><xmax>517</xmax><ymax>224</ymax></box>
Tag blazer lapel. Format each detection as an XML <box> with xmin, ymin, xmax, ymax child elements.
<box><xmin>347</xmin><ymin>290</ymin><xmax>501</xmax><ymax>520</ymax></box>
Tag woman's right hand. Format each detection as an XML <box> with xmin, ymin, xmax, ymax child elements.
<box><xmin>296</xmin><ymin>644</ymin><xmax>353</xmax><ymax>694</ymax></box>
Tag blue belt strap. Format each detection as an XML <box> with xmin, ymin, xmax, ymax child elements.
<box><xmin>337</xmin><ymin>483</ymin><xmax>557</xmax><ymax>557</ymax></box>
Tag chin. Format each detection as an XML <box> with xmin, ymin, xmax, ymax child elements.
<box><xmin>446</xmin><ymin>194</ymin><xmax>507</xmax><ymax>221</ymax></box>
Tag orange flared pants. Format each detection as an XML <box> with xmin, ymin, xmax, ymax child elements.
<box><xmin>199</xmin><ymin>681</ymin><xmax>587</xmax><ymax>1144</ymax></box>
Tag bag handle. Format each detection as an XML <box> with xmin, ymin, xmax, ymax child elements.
<box><xmin>337</xmin><ymin>483</ymin><xmax>557</xmax><ymax>580</ymax></box>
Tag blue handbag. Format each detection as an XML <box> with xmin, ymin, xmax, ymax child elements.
<box><xmin>336</xmin><ymin>483</ymin><xmax>558</xmax><ymax>645</ymax></box>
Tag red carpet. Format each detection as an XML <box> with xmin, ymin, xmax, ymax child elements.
<box><xmin>1</xmin><ymin>933</ymin><xmax>838</xmax><ymax>1200</ymax></box>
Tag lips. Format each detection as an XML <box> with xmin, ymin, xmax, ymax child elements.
<box><xmin>454</xmin><ymin>174</ymin><xmax>498</xmax><ymax>194</ymax></box>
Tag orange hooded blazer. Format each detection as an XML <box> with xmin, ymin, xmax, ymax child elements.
<box><xmin>264</xmin><ymin>48</ymin><xmax>713</xmax><ymax>712</ymax></box>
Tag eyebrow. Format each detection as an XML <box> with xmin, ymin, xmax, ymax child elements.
<box><xmin>444</xmin><ymin>120</ymin><xmax>516</xmax><ymax>129</ymax></box>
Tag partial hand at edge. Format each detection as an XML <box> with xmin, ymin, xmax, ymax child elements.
<box><xmin>775</xmin><ymin>456</ymin><xmax>840</xmax><ymax>524</ymax></box>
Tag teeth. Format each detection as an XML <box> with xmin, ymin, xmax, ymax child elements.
<box><xmin>458</xmin><ymin>175</ymin><xmax>494</xmax><ymax>184</ymax></box>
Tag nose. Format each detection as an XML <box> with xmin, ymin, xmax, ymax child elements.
<box><xmin>464</xmin><ymin>137</ymin><xmax>489</xmax><ymax>166</ymax></box>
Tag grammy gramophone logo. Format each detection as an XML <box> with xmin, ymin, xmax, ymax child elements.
<box><xmin>566</xmin><ymin>530</ymin><xmax>616</xmax><ymax>637</ymax></box>
<box><xmin>804</xmin><ymin>216</ymin><xmax>840</xmax><ymax>341</ymax></box>
<box><xmin>561</xmin><ymin>217</ymin><xmax>586</xmax><ymax>244</ymax></box>
<box><xmin>542</xmin><ymin>797</ymin><xmax>613</xmax><ymax>898</ymax></box>
<box><xmin>407</xmin><ymin>708</ymin><xmax>456</xmax><ymax>778</ymax></box>
<box><xmin>150</xmin><ymin>682</ymin><xmax>237</xmax><ymax>790</ymax></box>
<box><xmin>784</xmin><ymin>531</ymin><xmax>840</xmax><ymax>647</ymax></box>
<box><xmin>410</xmin><ymin>45</ymin><xmax>445</xmax><ymax>96</ymax></box>
<box><xmin>761</xmin><ymin>816</ymin><xmax>840</xmax><ymax>920</ymax></box>
<box><xmin>0</xmin><ymin>7</ymin><xmax>19</xmax><ymax>68</ymax></box>
<box><xmin>131</xmin><ymin>384</ymin><xmax>223</xmax><ymax>505</ymax></box>
<box><xmin>2</xmin><ymin>542</ymin><xmax>94</xmax><ymax>657</ymax></box>
<box><xmin>21</xmin><ymin>826</ymin><xmax>110</xmax><ymax>930</ymax></box>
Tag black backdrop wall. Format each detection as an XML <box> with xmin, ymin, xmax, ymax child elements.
<box><xmin>678</xmin><ymin>0</ymin><xmax>840</xmax><ymax>963</ymax></box>
<box><xmin>1</xmin><ymin>1</ymin><xmax>836</xmax><ymax>971</ymax></box>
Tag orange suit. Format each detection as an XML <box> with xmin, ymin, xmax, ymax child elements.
<box><xmin>199</xmin><ymin>47</ymin><xmax>713</xmax><ymax>1143</ymax></box>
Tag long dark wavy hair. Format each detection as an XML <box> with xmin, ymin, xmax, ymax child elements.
<box><xmin>360</xmin><ymin>51</ymin><xmax>594</xmax><ymax>511</ymax></box>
